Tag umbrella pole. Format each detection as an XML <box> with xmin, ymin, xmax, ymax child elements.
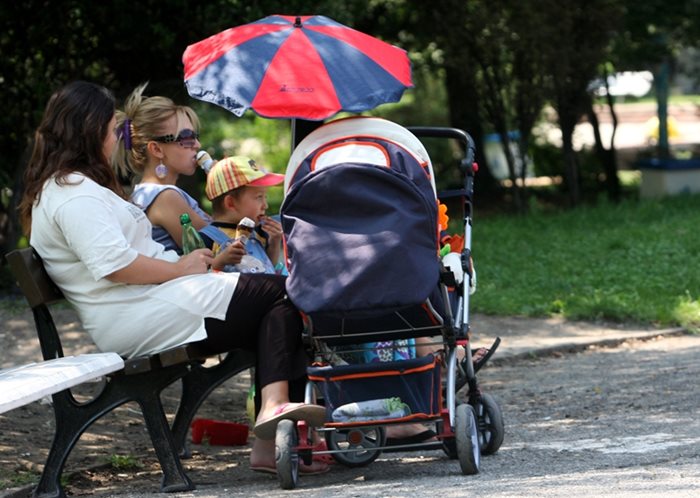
<box><xmin>291</xmin><ymin>118</ymin><xmax>324</xmax><ymax>151</ymax></box>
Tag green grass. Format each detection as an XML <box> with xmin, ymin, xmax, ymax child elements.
<box><xmin>0</xmin><ymin>468</ymin><xmax>38</xmax><ymax>489</ymax></box>
<box><xmin>470</xmin><ymin>193</ymin><xmax>700</xmax><ymax>330</ymax></box>
<box><xmin>107</xmin><ymin>454</ymin><xmax>143</xmax><ymax>470</ymax></box>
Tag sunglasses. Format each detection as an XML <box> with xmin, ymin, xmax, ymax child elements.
<box><xmin>151</xmin><ymin>129</ymin><xmax>200</xmax><ymax>148</ymax></box>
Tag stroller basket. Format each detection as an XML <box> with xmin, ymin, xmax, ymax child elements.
<box><xmin>308</xmin><ymin>354</ymin><xmax>442</xmax><ymax>427</ymax></box>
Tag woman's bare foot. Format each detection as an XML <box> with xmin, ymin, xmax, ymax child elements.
<box><xmin>249</xmin><ymin>437</ymin><xmax>273</xmax><ymax>469</ymax></box>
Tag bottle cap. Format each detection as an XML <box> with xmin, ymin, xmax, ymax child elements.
<box><xmin>180</xmin><ymin>213</ymin><xmax>191</xmax><ymax>224</ymax></box>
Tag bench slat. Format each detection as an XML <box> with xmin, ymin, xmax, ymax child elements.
<box><xmin>0</xmin><ymin>353</ymin><xmax>124</xmax><ymax>414</ymax></box>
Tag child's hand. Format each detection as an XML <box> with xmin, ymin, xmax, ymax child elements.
<box><xmin>260</xmin><ymin>216</ymin><xmax>283</xmax><ymax>244</ymax></box>
<box><xmin>212</xmin><ymin>240</ymin><xmax>246</xmax><ymax>270</ymax></box>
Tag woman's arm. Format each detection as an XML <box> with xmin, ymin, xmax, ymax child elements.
<box><xmin>105</xmin><ymin>249</ymin><xmax>213</xmax><ymax>284</ymax></box>
<box><xmin>146</xmin><ymin>189</ymin><xmax>210</xmax><ymax>247</ymax></box>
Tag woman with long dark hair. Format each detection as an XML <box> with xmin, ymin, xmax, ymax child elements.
<box><xmin>18</xmin><ymin>81</ymin><xmax>328</xmax><ymax>475</ymax></box>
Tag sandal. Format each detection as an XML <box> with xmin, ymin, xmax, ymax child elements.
<box><xmin>472</xmin><ymin>337</ymin><xmax>500</xmax><ymax>373</ymax></box>
<box><xmin>310</xmin><ymin>440</ymin><xmax>335</xmax><ymax>465</ymax></box>
<box><xmin>253</xmin><ymin>403</ymin><xmax>326</xmax><ymax>440</ymax></box>
<box><xmin>251</xmin><ymin>458</ymin><xmax>330</xmax><ymax>476</ymax></box>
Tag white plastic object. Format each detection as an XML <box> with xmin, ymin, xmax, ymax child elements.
<box><xmin>442</xmin><ymin>252</ymin><xmax>464</xmax><ymax>285</ymax></box>
<box><xmin>196</xmin><ymin>150</ymin><xmax>215</xmax><ymax>173</ymax></box>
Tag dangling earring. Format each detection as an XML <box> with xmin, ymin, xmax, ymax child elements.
<box><xmin>155</xmin><ymin>162</ymin><xmax>168</xmax><ymax>179</ymax></box>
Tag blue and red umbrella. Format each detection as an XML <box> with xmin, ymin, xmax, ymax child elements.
<box><xmin>183</xmin><ymin>15</ymin><xmax>413</xmax><ymax>121</ymax></box>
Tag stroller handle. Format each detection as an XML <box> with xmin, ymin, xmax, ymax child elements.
<box><xmin>407</xmin><ymin>127</ymin><xmax>476</xmax><ymax>174</ymax></box>
<box><xmin>408</xmin><ymin>126</ymin><xmax>476</xmax><ymax>220</ymax></box>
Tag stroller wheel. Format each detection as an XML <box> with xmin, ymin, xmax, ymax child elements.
<box><xmin>325</xmin><ymin>426</ymin><xmax>386</xmax><ymax>467</ymax></box>
<box><xmin>455</xmin><ymin>404</ymin><xmax>481</xmax><ymax>475</ymax></box>
<box><xmin>472</xmin><ymin>393</ymin><xmax>504</xmax><ymax>455</ymax></box>
<box><xmin>275</xmin><ymin>420</ymin><xmax>299</xmax><ymax>489</ymax></box>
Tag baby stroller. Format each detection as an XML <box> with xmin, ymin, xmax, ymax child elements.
<box><xmin>276</xmin><ymin>116</ymin><xmax>504</xmax><ymax>489</ymax></box>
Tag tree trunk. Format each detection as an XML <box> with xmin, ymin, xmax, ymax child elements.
<box><xmin>497</xmin><ymin>128</ymin><xmax>524</xmax><ymax>212</ymax></box>
<box><xmin>586</xmin><ymin>98</ymin><xmax>620</xmax><ymax>202</ymax></box>
<box><xmin>444</xmin><ymin>65</ymin><xmax>500</xmax><ymax>196</ymax></box>
<box><xmin>518</xmin><ymin>132</ymin><xmax>531</xmax><ymax>208</ymax></box>
<box><xmin>654</xmin><ymin>59</ymin><xmax>671</xmax><ymax>160</ymax></box>
<box><xmin>559</xmin><ymin>118</ymin><xmax>581</xmax><ymax>206</ymax></box>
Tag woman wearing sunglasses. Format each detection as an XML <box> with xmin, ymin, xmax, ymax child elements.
<box><xmin>112</xmin><ymin>84</ymin><xmax>239</xmax><ymax>262</ymax></box>
<box><xmin>21</xmin><ymin>81</ymin><xmax>329</xmax><ymax>477</ymax></box>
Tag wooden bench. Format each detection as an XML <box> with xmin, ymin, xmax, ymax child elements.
<box><xmin>0</xmin><ymin>353</ymin><xmax>124</xmax><ymax>414</ymax></box>
<box><xmin>5</xmin><ymin>248</ymin><xmax>256</xmax><ymax>497</ymax></box>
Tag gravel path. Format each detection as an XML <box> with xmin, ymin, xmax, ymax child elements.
<box><xmin>1</xmin><ymin>304</ymin><xmax>698</xmax><ymax>497</ymax></box>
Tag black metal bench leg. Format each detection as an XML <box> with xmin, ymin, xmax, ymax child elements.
<box><xmin>171</xmin><ymin>350</ymin><xmax>256</xmax><ymax>458</ymax></box>
<box><xmin>33</xmin><ymin>365</ymin><xmax>195</xmax><ymax>497</ymax></box>
<box><xmin>33</xmin><ymin>387</ymin><xmax>130</xmax><ymax>498</ymax></box>
<box><xmin>137</xmin><ymin>393</ymin><xmax>194</xmax><ymax>493</ymax></box>
<box><xmin>34</xmin><ymin>410</ymin><xmax>84</xmax><ymax>498</ymax></box>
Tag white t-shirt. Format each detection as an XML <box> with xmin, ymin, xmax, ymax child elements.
<box><xmin>30</xmin><ymin>173</ymin><xmax>239</xmax><ymax>358</ymax></box>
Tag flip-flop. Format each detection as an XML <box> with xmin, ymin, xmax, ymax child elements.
<box><xmin>253</xmin><ymin>403</ymin><xmax>326</xmax><ymax>440</ymax></box>
<box><xmin>251</xmin><ymin>454</ymin><xmax>331</xmax><ymax>476</ymax></box>
<box><xmin>250</xmin><ymin>462</ymin><xmax>330</xmax><ymax>476</ymax></box>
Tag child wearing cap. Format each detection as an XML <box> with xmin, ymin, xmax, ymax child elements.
<box><xmin>202</xmin><ymin>156</ymin><xmax>285</xmax><ymax>274</ymax></box>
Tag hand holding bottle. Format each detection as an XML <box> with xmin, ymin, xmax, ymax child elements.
<box><xmin>177</xmin><ymin>248</ymin><xmax>214</xmax><ymax>275</ymax></box>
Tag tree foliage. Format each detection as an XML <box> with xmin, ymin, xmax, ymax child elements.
<box><xmin>1</xmin><ymin>0</ymin><xmax>700</xmax><ymax>259</ymax></box>
<box><xmin>0</xmin><ymin>0</ymin><xmax>357</xmax><ymax>252</ymax></box>
<box><xmin>538</xmin><ymin>1</ymin><xmax>623</xmax><ymax>206</ymax></box>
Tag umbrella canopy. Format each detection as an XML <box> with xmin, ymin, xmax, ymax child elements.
<box><xmin>183</xmin><ymin>15</ymin><xmax>413</xmax><ymax>121</ymax></box>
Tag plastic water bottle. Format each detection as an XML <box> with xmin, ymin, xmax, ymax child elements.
<box><xmin>246</xmin><ymin>383</ymin><xmax>256</xmax><ymax>424</ymax></box>
<box><xmin>180</xmin><ymin>213</ymin><xmax>205</xmax><ymax>254</ymax></box>
<box><xmin>196</xmin><ymin>150</ymin><xmax>215</xmax><ymax>173</ymax></box>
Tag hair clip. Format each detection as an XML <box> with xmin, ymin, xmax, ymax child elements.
<box><xmin>122</xmin><ymin>119</ymin><xmax>132</xmax><ymax>150</ymax></box>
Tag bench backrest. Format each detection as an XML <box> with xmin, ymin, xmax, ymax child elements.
<box><xmin>6</xmin><ymin>248</ymin><xmax>66</xmax><ymax>361</ymax></box>
<box><xmin>6</xmin><ymin>248</ymin><xmax>63</xmax><ymax>308</ymax></box>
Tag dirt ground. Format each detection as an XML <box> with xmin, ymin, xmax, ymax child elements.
<box><xmin>0</xmin><ymin>302</ymin><xmax>254</xmax><ymax>496</ymax></box>
<box><xmin>0</xmin><ymin>302</ymin><xmax>694</xmax><ymax>497</ymax></box>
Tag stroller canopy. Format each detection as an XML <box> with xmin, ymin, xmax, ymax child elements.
<box><xmin>285</xmin><ymin>117</ymin><xmax>436</xmax><ymax>195</ymax></box>
<box><xmin>281</xmin><ymin>117</ymin><xmax>441</xmax><ymax>317</ymax></box>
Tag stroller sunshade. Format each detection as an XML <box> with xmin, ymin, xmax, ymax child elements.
<box><xmin>282</xmin><ymin>163</ymin><xmax>439</xmax><ymax>317</ymax></box>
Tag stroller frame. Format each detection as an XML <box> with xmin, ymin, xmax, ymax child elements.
<box><xmin>276</xmin><ymin>121</ymin><xmax>503</xmax><ymax>489</ymax></box>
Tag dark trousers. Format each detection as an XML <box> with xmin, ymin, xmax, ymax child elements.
<box><xmin>200</xmin><ymin>274</ymin><xmax>308</xmax><ymax>401</ymax></box>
